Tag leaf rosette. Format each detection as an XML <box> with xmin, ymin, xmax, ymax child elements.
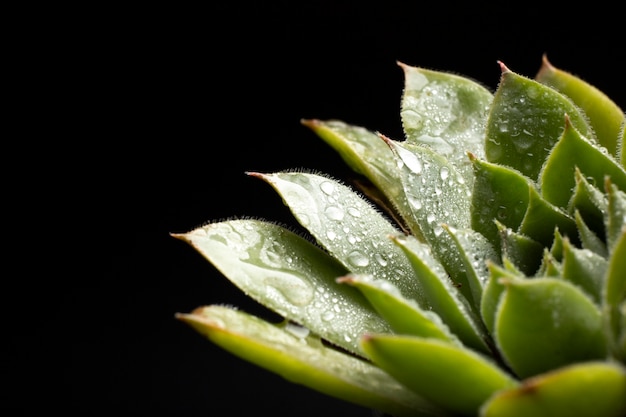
<box><xmin>174</xmin><ymin>55</ymin><xmax>626</xmax><ymax>417</ymax></box>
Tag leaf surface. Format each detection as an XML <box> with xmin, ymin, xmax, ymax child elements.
<box><xmin>480</xmin><ymin>361</ymin><xmax>626</xmax><ymax>417</ymax></box>
<box><xmin>172</xmin><ymin>219</ymin><xmax>390</xmax><ymax>356</ymax></box>
<box><xmin>177</xmin><ymin>305</ymin><xmax>447</xmax><ymax>417</ymax></box>
<box><xmin>362</xmin><ymin>334</ymin><xmax>519</xmax><ymax>416</ymax></box>
<box><xmin>495</xmin><ymin>277</ymin><xmax>607</xmax><ymax>378</ymax></box>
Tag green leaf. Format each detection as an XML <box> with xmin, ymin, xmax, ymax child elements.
<box><xmin>604</xmin><ymin>222</ymin><xmax>626</xmax><ymax>361</ymax></box>
<box><xmin>480</xmin><ymin>361</ymin><xmax>626</xmax><ymax>417</ymax></box>
<box><xmin>399</xmin><ymin>61</ymin><xmax>493</xmax><ymax>187</ymax></box>
<box><xmin>301</xmin><ymin>119</ymin><xmax>419</xmax><ymax>236</ymax></box>
<box><xmin>536</xmin><ymin>54</ymin><xmax>624</xmax><ymax>156</ymax></box>
<box><xmin>337</xmin><ymin>274</ymin><xmax>461</xmax><ymax>345</ymax></box>
<box><xmin>250</xmin><ymin>171</ymin><xmax>428</xmax><ymax>306</ymax></box>
<box><xmin>480</xmin><ymin>259</ymin><xmax>524</xmax><ymax>335</ymax></box>
<box><xmin>574</xmin><ymin>210</ymin><xmax>608</xmax><ymax>257</ymax></box>
<box><xmin>540</xmin><ymin>118</ymin><xmax>626</xmax><ymax>209</ymax></box>
<box><xmin>620</xmin><ymin>116</ymin><xmax>626</xmax><ymax>168</ymax></box>
<box><xmin>561</xmin><ymin>237</ymin><xmax>607</xmax><ymax>304</ymax></box>
<box><xmin>470</xmin><ymin>155</ymin><xmax>576</xmax><ymax>252</ymax></box>
<box><xmin>443</xmin><ymin>224</ymin><xmax>499</xmax><ymax>312</ymax></box>
<box><xmin>495</xmin><ymin>221</ymin><xmax>544</xmax><ymax>276</ymax></box>
<box><xmin>390</xmin><ymin>234</ymin><xmax>490</xmax><ymax>354</ymax></box>
<box><xmin>485</xmin><ymin>62</ymin><xmax>592</xmax><ymax>181</ymax></box>
<box><xmin>386</xmin><ymin>139</ymin><xmax>475</xmax><ymax>302</ymax></box>
<box><xmin>569</xmin><ymin>167</ymin><xmax>608</xmax><ymax>242</ymax></box>
<box><xmin>172</xmin><ymin>219</ymin><xmax>390</xmax><ymax>356</ymax></box>
<box><xmin>495</xmin><ymin>277</ymin><xmax>607</xmax><ymax>378</ymax></box>
<box><xmin>361</xmin><ymin>334</ymin><xmax>519</xmax><ymax>416</ymax></box>
<box><xmin>605</xmin><ymin>180</ymin><xmax>626</xmax><ymax>253</ymax></box>
<box><xmin>177</xmin><ymin>306</ymin><xmax>447</xmax><ymax>417</ymax></box>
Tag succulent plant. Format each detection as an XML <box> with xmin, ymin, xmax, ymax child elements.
<box><xmin>173</xmin><ymin>55</ymin><xmax>626</xmax><ymax>417</ymax></box>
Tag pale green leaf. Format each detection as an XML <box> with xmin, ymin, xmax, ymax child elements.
<box><xmin>301</xmin><ymin>119</ymin><xmax>419</xmax><ymax>236</ymax></box>
<box><xmin>361</xmin><ymin>334</ymin><xmax>519</xmax><ymax>417</ymax></box>
<box><xmin>480</xmin><ymin>361</ymin><xmax>626</xmax><ymax>417</ymax></box>
<box><xmin>390</xmin><ymin>234</ymin><xmax>490</xmax><ymax>354</ymax></box>
<box><xmin>338</xmin><ymin>274</ymin><xmax>461</xmax><ymax>345</ymax></box>
<box><xmin>250</xmin><ymin>171</ymin><xmax>428</xmax><ymax>306</ymax></box>
<box><xmin>399</xmin><ymin>61</ymin><xmax>493</xmax><ymax>187</ymax></box>
<box><xmin>177</xmin><ymin>305</ymin><xmax>446</xmax><ymax>417</ymax></box>
<box><xmin>536</xmin><ymin>54</ymin><xmax>624</xmax><ymax>156</ymax></box>
<box><xmin>172</xmin><ymin>219</ymin><xmax>390</xmax><ymax>356</ymax></box>
<box><xmin>495</xmin><ymin>277</ymin><xmax>607</xmax><ymax>379</ymax></box>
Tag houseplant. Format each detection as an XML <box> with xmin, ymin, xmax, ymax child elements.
<box><xmin>173</xmin><ymin>55</ymin><xmax>626</xmax><ymax>416</ymax></box>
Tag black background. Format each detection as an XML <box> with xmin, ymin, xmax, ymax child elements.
<box><xmin>9</xmin><ymin>2</ymin><xmax>624</xmax><ymax>416</ymax></box>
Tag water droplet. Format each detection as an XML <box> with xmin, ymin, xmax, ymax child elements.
<box><xmin>374</xmin><ymin>253</ymin><xmax>388</xmax><ymax>266</ymax></box>
<box><xmin>321</xmin><ymin>311</ymin><xmax>335</xmax><ymax>321</ymax></box>
<box><xmin>427</xmin><ymin>213</ymin><xmax>436</xmax><ymax>223</ymax></box>
<box><xmin>320</xmin><ymin>181</ymin><xmax>335</xmax><ymax>195</ymax></box>
<box><xmin>347</xmin><ymin>250</ymin><xmax>370</xmax><ymax>267</ymax></box>
<box><xmin>347</xmin><ymin>207</ymin><xmax>361</xmax><ymax>217</ymax></box>
<box><xmin>325</xmin><ymin>206</ymin><xmax>344</xmax><ymax>221</ymax></box>
<box><xmin>440</xmin><ymin>167</ymin><xmax>449</xmax><ymax>180</ymax></box>
<box><xmin>396</xmin><ymin>145</ymin><xmax>422</xmax><ymax>174</ymax></box>
<box><xmin>326</xmin><ymin>230</ymin><xmax>337</xmax><ymax>240</ymax></box>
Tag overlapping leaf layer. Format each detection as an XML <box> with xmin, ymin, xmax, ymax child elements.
<box><xmin>175</xmin><ymin>56</ymin><xmax>626</xmax><ymax>416</ymax></box>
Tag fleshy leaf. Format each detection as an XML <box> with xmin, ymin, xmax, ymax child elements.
<box><xmin>399</xmin><ymin>61</ymin><xmax>493</xmax><ymax>187</ymax></box>
<box><xmin>495</xmin><ymin>221</ymin><xmax>544</xmax><ymax>276</ymax></box>
<box><xmin>540</xmin><ymin>117</ymin><xmax>626</xmax><ymax>209</ymax></box>
<box><xmin>480</xmin><ymin>361</ymin><xmax>626</xmax><ymax>417</ymax></box>
<box><xmin>249</xmin><ymin>171</ymin><xmax>428</xmax><ymax>306</ymax></box>
<box><xmin>495</xmin><ymin>277</ymin><xmax>607</xmax><ymax>378</ymax></box>
<box><xmin>390</xmin><ymin>234</ymin><xmax>490</xmax><ymax>354</ymax></box>
<box><xmin>172</xmin><ymin>219</ymin><xmax>391</xmax><ymax>356</ymax></box>
<box><xmin>604</xmin><ymin>222</ymin><xmax>626</xmax><ymax>361</ymax></box>
<box><xmin>337</xmin><ymin>274</ymin><xmax>461</xmax><ymax>345</ymax></box>
<box><xmin>605</xmin><ymin>179</ymin><xmax>626</xmax><ymax>253</ymax></box>
<box><xmin>301</xmin><ymin>119</ymin><xmax>419</xmax><ymax>236</ymax></box>
<box><xmin>470</xmin><ymin>155</ymin><xmax>576</xmax><ymax>253</ymax></box>
<box><xmin>177</xmin><ymin>306</ymin><xmax>446</xmax><ymax>417</ymax></box>
<box><xmin>574</xmin><ymin>210</ymin><xmax>608</xmax><ymax>256</ymax></box>
<box><xmin>443</xmin><ymin>224</ymin><xmax>498</xmax><ymax>311</ymax></box>
<box><xmin>485</xmin><ymin>62</ymin><xmax>592</xmax><ymax>181</ymax></box>
<box><xmin>561</xmin><ymin>237</ymin><xmax>607</xmax><ymax>304</ymax></box>
<box><xmin>569</xmin><ymin>167</ymin><xmax>608</xmax><ymax>241</ymax></box>
<box><xmin>386</xmin><ymin>139</ymin><xmax>475</xmax><ymax>301</ymax></box>
<box><xmin>620</xmin><ymin>116</ymin><xmax>626</xmax><ymax>168</ymax></box>
<box><xmin>536</xmin><ymin>54</ymin><xmax>624</xmax><ymax>156</ymax></box>
<box><xmin>480</xmin><ymin>259</ymin><xmax>524</xmax><ymax>335</ymax></box>
<box><xmin>361</xmin><ymin>334</ymin><xmax>519</xmax><ymax>416</ymax></box>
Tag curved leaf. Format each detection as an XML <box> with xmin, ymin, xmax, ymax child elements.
<box><xmin>301</xmin><ymin>119</ymin><xmax>419</xmax><ymax>236</ymax></box>
<box><xmin>443</xmin><ymin>224</ymin><xmax>499</xmax><ymax>312</ymax></box>
<box><xmin>536</xmin><ymin>54</ymin><xmax>624</xmax><ymax>156</ymax></box>
<box><xmin>172</xmin><ymin>219</ymin><xmax>390</xmax><ymax>356</ymax></box>
<box><xmin>361</xmin><ymin>334</ymin><xmax>519</xmax><ymax>416</ymax></box>
<box><xmin>540</xmin><ymin>118</ymin><xmax>626</xmax><ymax>209</ymax></box>
<box><xmin>250</xmin><ymin>171</ymin><xmax>428</xmax><ymax>306</ymax></box>
<box><xmin>485</xmin><ymin>61</ymin><xmax>592</xmax><ymax>180</ymax></box>
<box><xmin>399</xmin><ymin>61</ymin><xmax>493</xmax><ymax>186</ymax></box>
<box><xmin>495</xmin><ymin>221</ymin><xmax>544</xmax><ymax>276</ymax></box>
<box><xmin>561</xmin><ymin>237</ymin><xmax>607</xmax><ymax>304</ymax></box>
<box><xmin>495</xmin><ymin>277</ymin><xmax>607</xmax><ymax>378</ymax></box>
<box><xmin>387</xmin><ymin>139</ymin><xmax>475</xmax><ymax>302</ymax></box>
<box><xmin>177</xmin><ymin>306</ymin><xmax>446</xmax><ymax>417</ymax></box>
<box><xmin>480</xmin><ymin>361</ymin><xmax>626</xmax><ymax>417</ymax></box>
<box><xmin>338</xmin><ymin>274</ymin><xmax>461</xmax><ymax>345</ymax></box>
<box><xmin>391</xmin><ymin>234</ymin><xmax>490</xmax><ymax>354</ymax></box>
